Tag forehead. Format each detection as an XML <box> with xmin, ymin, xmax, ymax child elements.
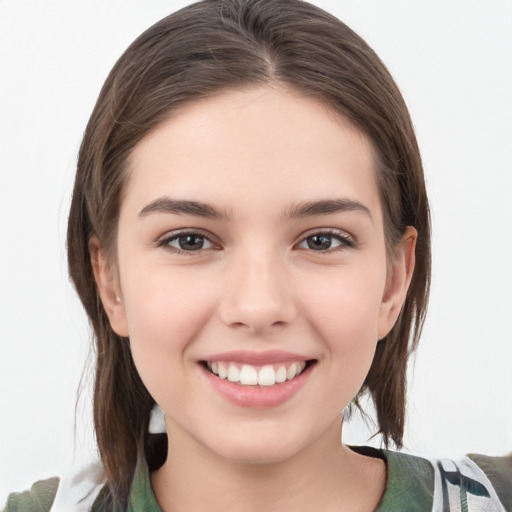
<box><xmin>124</xmin><ymin>86</ymin><xmax>381</xmax><ymax>221</ymax></box>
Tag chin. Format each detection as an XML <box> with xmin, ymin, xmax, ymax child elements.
<box><xmin>206</xmin><ymin>425</ymin><xmax>313</xmax><ymax>466</ymax></box>
<box><xmin>220</xmin><ymin>445</ymin><xmax>299</xmax><ymax>466</ymax></box>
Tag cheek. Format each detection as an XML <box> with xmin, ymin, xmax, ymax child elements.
<box><xmin>303</xmin><ymin>267</ymin><xmax>384</xmax><ymax>336</ymax></box>
<box><xmin>299</xmin><ymin>268</ymin><xmax>385</xmax><ymax>384</ymax></box>
<box><xmin>120</xmin><ymin>267</ymin><xmax>216</xmax><ymax>395</ymax></box>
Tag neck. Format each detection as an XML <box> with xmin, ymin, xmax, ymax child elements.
<box><xmin>151</xmin><ymin>418</ymin><xmax>386</xmax><ymax>512</ymax></box>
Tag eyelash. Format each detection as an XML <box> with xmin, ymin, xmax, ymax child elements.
<box><xmin>296</xmin><ymin>229</ymin><xmax>356</xmax><ymax>253</ymax></box>
<box><xmin>156</xmin><ymin>229</ymin><xmax>218</xmax><ymax>255</ymax></box>
<box><xmin>156</xmin><ymin>228</ymin><xmax>356</xmax><ymax>255</ymax></box>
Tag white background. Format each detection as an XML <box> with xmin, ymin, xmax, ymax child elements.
<box><xmin>0</xmin><ymin>0</ymin><xmax>511</xmax><ymax>503</ymax></box>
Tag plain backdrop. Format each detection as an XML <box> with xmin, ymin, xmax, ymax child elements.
<box><xmin>1</xmin><ymin>0</ymin><xmax>511</xmax><ymax>503</ymax></box>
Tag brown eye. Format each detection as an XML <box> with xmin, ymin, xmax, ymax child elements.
<box><xmin>175</xmin><ymin>234</ymin><xmax>207</xmax><ymax>251</ymax></box>
<box><xmin>306</xmin><ymin>234</ymin><xmax>334</xmax><ymax>251</ymax></box>
<box><xmin>159</xmin><ymin>231</ymin><xmax>215</xmax><ymax>253</ymax></box>
<box><xmin>297</xmin><ymin>231</ymin><xmax>355</xmax><ymax>252</ymax></box>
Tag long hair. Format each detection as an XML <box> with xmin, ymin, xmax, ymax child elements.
<box><xmin>67</xmin><ymin>0</ymin><xmax>430</xmax><ymax>504</ymax></box>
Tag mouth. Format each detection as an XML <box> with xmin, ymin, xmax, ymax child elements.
<box><xmin>200</xmin><ymin>359</ymin><xmax>316</xmax><ymax>387</ymax></box>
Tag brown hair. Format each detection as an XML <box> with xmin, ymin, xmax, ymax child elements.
<box><xmin>67</xmin><ymin>0</ymin><xmax>430</xmax><ymax>504</ymax></box>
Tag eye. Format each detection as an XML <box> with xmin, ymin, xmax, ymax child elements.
<box><xmin>297</xmin><ymin>230</ymin><xmax>355</xmax><ymax>252</ymax></box>
<box><xmin>157</xmin><ymin>231</ymin><xmax>216</xmax><ymax>253</ymax></box>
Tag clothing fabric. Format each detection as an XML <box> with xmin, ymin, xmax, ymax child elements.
<box><xmin>3</xmin><ymin>448</ymin><xmax>511</xmax><ymax>512</ymax></box>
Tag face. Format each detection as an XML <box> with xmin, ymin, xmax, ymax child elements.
<box><xmin>94</xmin><ymin>86</ymin><xmax>414</xmax><ymax>464</ymax></box>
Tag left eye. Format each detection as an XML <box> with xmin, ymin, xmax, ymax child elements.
<box><xmin>298</xmin><ymin>232</ymin><xmax>353</xmax><ymax>251</ymax></box>
<box><xmin>162</xmin><ymin>232</ymin><xmax>214</xmax><ymax>252</ymax></box>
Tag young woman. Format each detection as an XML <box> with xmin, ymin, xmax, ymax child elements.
<box><xmin>3</xmin><ymin>1</ymin><xmax>511</xmax><ymax>511</ymax></box>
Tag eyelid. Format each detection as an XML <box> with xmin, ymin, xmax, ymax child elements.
<box><xmin>295</xmin><ymin>228</ymin><xmax>357</xmax><ymax>251</ymax></box>
<box><xmin>155</xmin><ymin>228</ymin><xmax>220</xmax><ymax>254</ymax></box>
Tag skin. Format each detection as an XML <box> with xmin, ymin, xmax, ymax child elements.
<box><xmin>91</xmin><ymin>86</ymin><xmax>416</xmax><ymax>512</ymax></box>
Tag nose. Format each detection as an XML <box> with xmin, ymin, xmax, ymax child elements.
<box><xmin>218</xmin><ymin>248</ymin><xmax>296</xmax><ymax>334</ymax></box>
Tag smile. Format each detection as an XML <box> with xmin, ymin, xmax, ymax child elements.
<box><xmin>205</xmin><ymin>361</ymin><xmax>308</xmax><ymax>386</ymax></box>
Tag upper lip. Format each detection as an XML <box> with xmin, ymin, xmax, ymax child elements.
<box><xmin>200</xmin><ymin>350</ymin><xmax>312</xmax><ymax>365</ymax></box>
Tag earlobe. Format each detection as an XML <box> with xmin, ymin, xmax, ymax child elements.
<box><xmin>89</xmin><ymin>236</ymin><xmax>129</xmax><ymax>337</ymax></box>
<box><xmin>377</xmin><ymin>226</ymin><xmax>417</xmax><ymax>340</ymax></box>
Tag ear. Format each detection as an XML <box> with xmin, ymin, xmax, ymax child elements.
<box><xmin>378</xmin><ymin>226</ymin><xmax>417</xmax><ymax>340</ymax></box>
<box><xmin>89</xmin><ymin>236</ymin><xmax>129</xmax><ymax>337</ymax></box>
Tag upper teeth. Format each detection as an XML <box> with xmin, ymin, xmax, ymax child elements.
<box><xmin>207</xmin><ymin>361</ymin><xmax>307</xmax><ymax>386</ymax></box>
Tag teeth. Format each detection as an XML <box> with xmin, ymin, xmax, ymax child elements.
<box><xmin>286</xmin><ymin>362</ymin><xmax>297</xmax><ymax>380</ymax></box>
<box><xmin>240</xmin><ymin>365</ymin><xmax>258</xmax><ymax>385</ymax></box>
<box><xmin>275</xmin><ymin>366</ymin><xmax>287</xmax><ymax>383</ymax></box>
<box><xmin>218</xmin><ymin>362</ymin><xmax>227</xmax><ymax>379</ymax></box>
<box><xmin>207</xmin><ymin>360</ymin><xmax>308</xmax><ymax>386</ymax></box>
<box><xmin>227</xmin><ymin>365</ymin><xmax>240</xmax><ymax>382</ymax></box>
<box><xmin>258</xmin><ymin>365</ymin><xmax>276</xmax><ymax>386</ymax></box>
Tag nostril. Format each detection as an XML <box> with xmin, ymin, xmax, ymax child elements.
<box><xmin>229</xmin><ymin>321</ymin><xmax>253</xmax><ymax>331</ymax></box>
<box><xmin>224</xmin><ymin>319</ymin><xmax>288</xmax><ymax>334</ymax></box>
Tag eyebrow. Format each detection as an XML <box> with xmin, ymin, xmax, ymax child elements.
<box><xmin>284</xmin><ymin>198</ymin><xmax>372</xmax><ymax>221</ymax></box>
<box><xmin>139</xmin><ymin>197</ymin><xmax>371</xmax><ymax>222</ymax></box>
<box><xmin>139</xmin><ymin>197</ymin><xmax>231</xmax><ymax>220</ymax></box>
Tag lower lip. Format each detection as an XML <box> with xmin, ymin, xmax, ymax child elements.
<box><xmin>200</xmin><ymin>363</ymin><xmax>313</xmax><ymax>408</ymax></box>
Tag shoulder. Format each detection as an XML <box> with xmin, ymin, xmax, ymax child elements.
<box><xmin>381</xmin><ymin>449</ymin><xmax>512</xmax><ymax>511</ymax></box>
<box><xmin>2</xmin><ymin>478</ymin><xmax>59</xmax><ymax>512</ymax></box>
<box><xmin>2</xmin><ymin>461</ymin><xmax>106</xmax><ymax>512</ymax></box>
<box><xmin>467</xmin><ymin>453</ymin><xmax>512</xmax><ymax>511</ymax></box>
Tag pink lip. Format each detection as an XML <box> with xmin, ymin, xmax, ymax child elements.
<box><xmin>200</xmin><ymin>350</ymin><xmax>310</xmax><ymax>365</ymax></box>
<box><xmin>199</xmin><ymin>358</ymin><xmax>314</xmax><ymax>408</ymax></box>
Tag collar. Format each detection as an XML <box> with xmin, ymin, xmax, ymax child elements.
<box><xmin>123</xmin><ymin>447</ymin><xmax>435</xmax><ymax>511</ymax></box>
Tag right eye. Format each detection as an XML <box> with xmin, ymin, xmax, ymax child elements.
<box><xmin>157</xmin><ymin>231</ymin><xmax>216</xmax><ymax>254</ymax></box>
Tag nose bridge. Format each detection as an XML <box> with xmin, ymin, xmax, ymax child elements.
<box><xmin>220</xmin><ymin>244</ymin><xmax>295</xmax><ymax>332</ymax></box>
